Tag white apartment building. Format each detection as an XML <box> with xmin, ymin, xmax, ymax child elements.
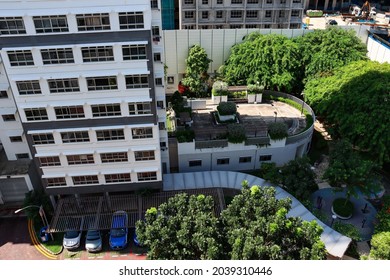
<box><xmin>0</xmin><ymin>0</ymin><xmax>168</xmax><ymax>202</ymax></box>
<box><xmin>179</xmin><ymin>0</ymin><xmax>306</xmax><ymax>30</ymax></box>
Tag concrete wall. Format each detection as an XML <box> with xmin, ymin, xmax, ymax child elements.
<box><xmin>367</xmin><ymin>35</ymin><xmax>390</xmax><ymax>63</ymax></box>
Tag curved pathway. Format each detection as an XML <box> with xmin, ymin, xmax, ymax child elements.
<box><xmin>163</xmin><ymin>171</ymin><xmax>351</xmax><ymax>258</ymax></box>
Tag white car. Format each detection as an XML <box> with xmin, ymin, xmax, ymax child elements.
<box><xmin>63</xmin><ymin>231</ymin><xmax>82</xmax><ymax>250</ymax></box>
<box><xmin>85</xmin><ymin>230</ymin><xmax>102</xmax><ymax>252</ymax></box>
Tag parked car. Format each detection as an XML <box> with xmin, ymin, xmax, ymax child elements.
<box><xmin>133</xmin><ymin>231</ymin><xmax>142</xmax><ymax>247</ymax></box>
<box><xmin>63</xmin><ymin>230</ymin><xmax>82</xmax><ymax>250</ymax></box>
<box><xmin>326</xmin><ymin>19</ymin><xmax>338</xmax><ymax>25</ymax></box>
<box><xmin>109</xmin><ymin>211</ymin><xmax>128</xmax><ymax>250</ymax></box>
<box><xmin>85</xmin><ymin>230</ymin><xmax>102</xmax><ymax>252</ymax></box>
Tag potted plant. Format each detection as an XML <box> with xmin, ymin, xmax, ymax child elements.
<box><xmin>212</xmin><ymin>81</ymin><xmax>228</xmax><ymax>104</ymax></box>
<box><xmin>247</xmin><ymin>83</ymin><xmax>264</xmax><ymax>104</ymax></box>
<box><xmin>268</xmin><ymin>122</ymin><xmax>288</xmax><ymax>146</ymax></box>
<box><xmin>217</xmin><ymin>101</ymin><xmax>237</xmax><ymax>122</ymax></box>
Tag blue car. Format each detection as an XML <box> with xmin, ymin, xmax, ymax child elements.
<box><xmin>109</xmin><ymin>211</ymin><xmax>128</xmax><ymax>250</ymax></box>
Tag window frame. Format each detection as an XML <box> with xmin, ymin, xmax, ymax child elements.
<box><xmin>100</xmin><ymin>152</ymin><xmax>128</xmax><ymax>163</ymax></box>
<box><xmin>91</xmin><ymin>103</ymin><xmax>121</xmax><ymax>117</ymax></box>
<box><xmin>24</xmin><ymin>108</ymin><xmax>48</xmax><ymax>121</ymax></box>
<box><xmin>7</xmin><ymin>50</ymin><xmax>34</xmax><ymax>66</ymax></box>
<box><xmin>54</xmin><ymin>105</ymin><xmax>85</xmax><ymax>119</ymax></box>
<box><xmin>72</xmin><ymin>175</ymin><xmax>99</xmax><ymax>185</ymax></box>
<box><xmin>128</xmin><ymin>102</ymin><xmax>152</xmax><ymax>115</ymax></box>
<box><xmin>76</xmin><ymin>13</ymin><xmax>110</xmax><ymax>31</ymax></box>
<box><xmin>41</xmin><ymin>48</ymin><xmax>74</xmax><ymax>64</ymax></box>
<box><xmin>118</xmin><ymin>12</ymin><xmax>144</xmax><ymax>29</ymax></box>
<box><xmin>86</xmin><ymin>76</ymin><xmax>118</xmax><ymax>91</ymax></box>
<box><xmin>81</xmin><ymin>46</ymin><xmax>114</xmax><ymax>62</ymax></box>
<box><xmin>125</xmin><ymin>75</ymin><xmax>149</xmax><ymax>89</ymax></box>
<box><xmin>46</xmin><ymin>177</ymin><xmax>67</xmax><ymax>187</ymax></box>
<box><xmin>17</xmin><ymin>80</ymin><xmax>42</xmax><ymax>95</ymax></box>
<box><xmin>48</xmin><ymin>78</ymin><xmax>80</xmax><ymax>93</ymax></box>
<box><xmin>61</xmin><ymin>131</ymin><xmax>90</xmax><ymax>143</ymax></box>
<box><xmin>134</xmin><ymin>150</ymin><xmax>155</xmax><ymax>161</ymax></box>
<box><xmin>2</xmin><ymin>114</ymin><xmax>16</xmax><ymax>122</ymax></box>
<box><xmin>122</xmin><ymin>45</ymin><xmax>147</xmax><ymax>60</ymax></box>
<box><xmin>96</xmin><ymin>129</ymin><xmax>125</xmax><ymax>141</ymax></box>
<box><xmin>0</xmin><ymin>17</ymin><xmax>26</xmax><ymax>35</ymax></box>
<box><xmin>66</xmin><ymin>154</ymin><xmax>95</xmax><ymax>165</ymax></box>
<box><xmin>32</xmin><ymin>133</ymin><xmax>55</xmax><ymax>145</ymax></box>
<box><xmin>137</xmin><ymin>172</ymin><xmax>157</xmax><ymax>181</ymax></box>
<box><xmin>39</xmin><ymin>156</ymin><xmax>61</xmax><ymax>167</ymax></box>
<box><xmin>33</xmin><ymin>15</ymin><xmax>69</xmax><ymax>33</ymax></box>
<box><xmin>131</xmin><ymin>127</ymin><xmax>153</xmax><ymax>139</ymax></box>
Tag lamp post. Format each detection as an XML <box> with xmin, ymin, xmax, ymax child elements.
<box><xmin>300</xmin><ymin>92</ymin><xmax>305</xmax><ymax>116</ymax></box>
<box><xmin>274</xmin><ymin>111</ymin><xmax>277</xmax><ymax>123</ymax></box>
<box><xmin>330</xmin><ymin>214</ymin><xmax>337</xmax><ymax>228</ymax></box>
<box><xmin>15</xmin><ymin>205</ymin><xmax>53</xmax><ymax>240</ymax></box>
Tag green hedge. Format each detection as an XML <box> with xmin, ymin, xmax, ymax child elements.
<box><xmin>332</xmin><ymin>198</ymin><xmax>354</xmax><ymax>218</ymax></box>
<box><xmin>217</xmin><ymin>102</ymin><xmax>237</xmax><ymax>115</ymax></box>
<box><xmin>268</xmin><ymin>122</ymin><xmax>288</xmax><ymax>140</ymax></box>
<box><xmin>306</xmin><ymin>10</ymin><xmax>323</xmax><ymax>17</ymax></box>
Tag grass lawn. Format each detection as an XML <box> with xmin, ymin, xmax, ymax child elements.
<box><xmin>33</xmin><ymin>219</ymin><xmax>63</xmax><ymax>254</ymax></box>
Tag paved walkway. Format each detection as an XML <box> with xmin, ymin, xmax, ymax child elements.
<box><xmin>163</xmin><ymin>171</ymin><xmax>352</xmax><ymax>258</ymax></box>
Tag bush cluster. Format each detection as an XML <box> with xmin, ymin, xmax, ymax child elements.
<box><xmin>217</xmin><ymin>101</ymin><xmax>237</xmax><ymax>116</ymax></box>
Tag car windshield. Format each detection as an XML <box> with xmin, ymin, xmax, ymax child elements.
<box><xmin>111</xmin><ymin>228</ymin><xmax>126</xmax><ymax>237</ymax></box>
<box><xmin>65</xmin><ymin>231</ymin><xmax>79</xmax><ymax>239</ymax></box>
<box><xmin>86</xmin><ymin>231</ymin><xmax>100</xmax><ymax>241</ymax></box>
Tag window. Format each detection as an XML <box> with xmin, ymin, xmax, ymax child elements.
<box><xmin>151</xmin><ymin>0</ymin><xmax>158</xmax><ymax>9</ymax></box>
<box><xmin>76</xmin><ymin>13</ymin><xmax>110</xmax><ymax>31</ymax></box>
<box><xmin>39</xmin><ymin>156</ymin><xmax>61</xmax><ymax>167</ymax></box>
<box><xmin>184</xmin><ymin>11</ymin><xmax>195</xmax><ymax>19</ymax></box>
<box><xmin>290</xmin><ymin>23</ymin><xmax>300</xmax><ymax>29</ymax></box>
<box><xmin>33</xmin><ymin>15</ymin><xmax>68</xmax><ymax>33</ymax></box>
<box><xmin>202</xmin><ymin>11</ymin><xmax>209</xmax><ymax>19</ymax></box>
<box><xmin>47</xmin><ymin>177</ymin><xmax>66</xmax><ymax>187</ymax></box>
<box><xmin>279</xmin><ymin>10</ymin><xmax>285</xmax><ymax>17</ymax></box>
<box><xmin>48</xmin><ymin>78</ymin><xmax>80</xmax><ymax>93</ymax></box>
<box><xmin>91</xmin><ymin>104</ymin><xmax>121</xmax><ymax>117</ymax></box>
<box><xmin>100</xmin><ymin>152</ymin><xmax>128</xmax><ymax>163</ymax></box>
<box><xmin>246</xmin><ymin>10</ymin><xmax>258</xmax><ymax>18</ymax></box>
<box><xmin>86</xmin><ymin>76</ymin><xmax>118</xmax><ymax>91</ymax></box>
<box><xmin>230</xmin><ymin>24</ymin><xmax>242</xmax><ymax>29</ymax></box>
<box><xmin>239</xmin><ymin>156</ymin><xmax>252</xmax><ymax>163</ymax></box>
<box><xmin>72</xmin><ymin>175</ymin><xmax>99</xmax><ymax>185</ymax></box>
<box><xmin>2</xmin><ymin>114</ymin><xmax>16</xmax><ymax>122</ymax></box>
<box><xmin>189</xmin><ymin>160</ymin><xmax>202</xmax><ymax>167</ymax></box>
<box><xmin>0</xmin><ymin>91</ymin><xmax>8</xmax><ymax>98</ymax></box>
<box><xmin>134</xmin><ymin>150</ymin><xmax>155</xmax><ymax>161</ymax></box>
<box><xmin>0</xmin><ymin>17</ymin><xmax>26</xmax><ymax>35</ymax></box>
<box><xmin>159</xmin><ymin>122</ymin><xmax>165</xmax><ymax>130</ymax></box>
<box><xmin>247</xmin><ymin>0</ymin><xmax>259</xmax><ymax>3</ymax></box>
<box><xmin>260</xmin><ymin>155</ymin><xmax>272</xmax><ymax>161</ymax></box>
<box><xmin>41</xmin><ymin>48</ymin><xmax>74</xmax><ymax>64</ymax></box>
<box><xmin>152</xmin><ymin>26</ymin><xmax>160</xmax><ymax>37</ymax></box>
<box><xmin>17</xmin><ymin>81</ymin><xmax>41</xmax><ymax>95</ymax></box>
<box><xmin>54</xmin><ymin>106</ymin><xmax>85</xmax><ymax>119</ymax></box>
<box><xmin>119</xmin><ymin>12</ymin><xmax>144</xmax><ymax>29</ymax></box>
<box><xmin>293</xmin><ymin>0</ymin><xmax>301</xmax><ymax>3</ymax></box>
<box><xmin>184</xmin><ymin>0</ymin><xmax>194</xmax><ymax>4</ymax></box>
<box><xmin>264</xmin><ymin>24</ymin><xmax>271</xmax><ymax>28</ymax></box>
<box><xmin>246</xmin><ymin>24</ymin><xmax>257</xmax><ymax>28</ymax></box>
<box><xmin>9</xmin><ymin>136</ymin><xmax>23</xmax><ymax>142</ymax></box>
<box><xmin>81</xmin><ymin>46</ymin><xmax>114</xmax><ymax>62</ymax></box>
<box><xmin>125</xmin><ymin>75</ymin><xmax>149</xmax><ymax>89</ymax></box>
<box><xmin>16</xmin><ymin>153</ymin><xmax>29</xmax><ymax>159</ymax></box>
<box><xmin>8</xmin><ymin>50</ymin><xmax>34</xmax><ymax>66</ymax></box>
<box><xmin>25</xmin><ymin>108</ymin><xmax>48</xmax><ymax>121</ymax></box>
<box><xmin>128</xmin><ymin>102</ymin><xmax>151</xmax><ymax>115</ymax></box>
<box><xmin>105</xmin><ymin>173</ymin><xmax>131</xmax><ymax>183</ymax></box>
<box><xmin>231</xmin><ymin>11</ymin><xmax>243</xmax><ymax>18</ymax></box>
<box><xmin>265</xmin><ymin>11</ymin><xmax>272</xmax><ymax>17</ymax></box>
<box><xmin>291</xmin><ymin>10</ymin><xmax>300</xmax><ymax>17</ymax></box>
<box><xmin>266</xmin><ymin>0</ymin><xmax>273</xmax><ymax>3</ymax></box>
<box><xmin>153</xmin><ymin>52</ymin><xmax>161</xmax><ymax>62</ymax></box>
<box><xmin>32</xmin><ymin>133</ymin><xmax>55</xmax><ymax>145</ymax></box>
<box><xmin>137</xmin><ymin>172</ymin><xmax>157</xmax><ymax>181</ymax></box>
<box><xmin>155</xmin><ymin>78</ymin><xmax>163</xmax><ymax>86</ymax></box>
<box><xmin>217</xmin><ymin>0</ymin><xmax>223</xmax><ymax>4</ymax></box>
<box><xmin>96</xmin><ymin>129</ymin><xmax>125</xmax><ymax>141</ymax></box>
<box><xmin>280</xmin><ymin>0</ymin><xmax>286</xmax><ymax>3</ymax></box>
<box><xmin>202</xmin><ymin>0</ymin><xmax>209</xmax><ymax>4</ymax></box>
<box><xmin>157</xmin><ymin>101</ymin><xmax>164</xmax><ymax>109</ymax></box>
<box><xmin>122</xmin><ymin>45</ymin><xmax>147</xmax><ymax>60</ymax></box>
<box><xmin>217</xmin><ymin>158</ymin><xmax>229</xmax><ymax>165</ymax></box>
<box><xmin>67</xmin><ymin>154</ymin><xmax>95</xmax><ymax>165</ymax></box>
<box><xmin>132</xmin><ymin>127</ymin><xmax>153</xmax><ymax>139</ymax></box>
<box><xmin>61</xmin><ymin>131</ymin><xmax>89</xmax><ymax>143</ymax></box>
<box><xmin>216</xmin><ymin>11</ymin><xmax>224</xmax><ymax>18</ymax></box>
<box><xmin>231</xmin><ymin>0</ymin><xmax>243</xmax><ymax>3</ymax></box>
<box><xmin>160</xmin><ymin>142</ymin><xmax>167</xmax><ymax>149</ymax></box>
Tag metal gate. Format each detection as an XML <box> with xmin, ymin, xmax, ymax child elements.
<box><xmin>0</xmin><ymin>178</ymin><xmax>29</xmax><ymax>203</ymax></box>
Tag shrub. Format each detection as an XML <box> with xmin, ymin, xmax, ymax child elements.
<box><xmin>247</xmin><ymin>84</ymin><xmax>264</xmax><ymax>95</ymax></box>
<box><xmin>333</xmin><ymin>221</ymin><xmax>361</xmax><ymax>241</ymax></box>
<box><xmin>176</xmin><ymin>129</ymin><xmax>194</xmax><ymax>143</ymax></box>
<box><xmin>369</xmin><ymin>232</ymin><xmax>390</xmax><ymax>260</ymax></box>
<box><xmin>212</xmin><ymin>81</ymin><xmax>229</xmax><ymax>96</ymax></box>
<box><xmin>227</xmin><ymin>124</ymin><xmax>246</xmax><ymax>143</ymax></box>
<box><xmin>217</xmin><ymin>101</ymin><xmax>237</xmax><ymax>116</ymax></box>
<box><xmin>332</xmin><ymin>198</ymin><xmax>354</xmax><ymax>218</ymax></box>
<box><xmin>268</xmin><ymin>122</ymin><xmax>288</xmax><ymax>140</ymax></box>
<box><xmin>170</xmin><ymin>91</ymin><xmax>185</xmax><ymax>114</ymax></box>
<box><xmin>375</xmin><ymin>195</ymin><xmax>390</xmax><ymax>233</ymax></box>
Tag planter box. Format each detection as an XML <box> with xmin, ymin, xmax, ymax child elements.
<box><xmin>247</xmin><ymin>94</ymin><xmax>262</xmax><ymax>104</ymax></box>
<box><xmin>212</xmin><ymin>94</ymin><xmax>228</xmax><ymax>104</ymax></box>
<box><xmin>217</xmin><ymin>111</ymin><xmax>236</xmax><ymax>122</ymax></box>
<box><xmin>269</xmin><ymin>137</ymin><xmax>286</xmax><ymax>147</ymax></box>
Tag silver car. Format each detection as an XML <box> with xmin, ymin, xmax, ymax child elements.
<box><xmin>85</xmin><ymin>230</ymin><xmax>102</xmax><ymax>252</ymax></box>
<box><xmin>63</xmin><ymin>231</ymin><xmax>82</xmax><ymax>250</ymax></box>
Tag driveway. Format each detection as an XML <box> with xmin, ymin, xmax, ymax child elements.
<box><xmin>0</xmin><ymin>217</ymin><xmax>47</xmax><ymax>260</ymax></box>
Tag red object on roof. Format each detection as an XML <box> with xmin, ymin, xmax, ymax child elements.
<box><xmin>178</xmin><ymin>81</ymin><xmax>189</xmax><ymax>94</ymax></box>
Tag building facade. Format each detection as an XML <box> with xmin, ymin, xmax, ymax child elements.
<box><xmin>178</xmin><ymin>0</ymin><xmax>306</xmax><ymax>29</ymax></box>
<box><xmin>0</xmin><ymin>0</ymin><xmax>168</xmax><ymax>203</ymax></box>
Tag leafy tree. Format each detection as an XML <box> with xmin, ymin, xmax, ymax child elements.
<box><xmin>182</xmin><ymin>44</ymin><xmax>212</xmax><ymax>97</ymax></box>
<box><xmin>222</xmin><ymin>33</ymin><xmax>302</xmax><ymax>92</ymax></box>
<box><xmin>369</xmin><ymin>232</ymin><xmax>390</xmax><ymax>260</ymax></box>
<box><xmin>221</xmin><ymin>182</ymin><xmax>326</xmax><ymax>260</ymax></box>
<box><xmin>374</xmin><ymin>195</ymin><xmax>390</xmax><ymax>233</ymax></box>
<box><xmin>294</xmin><ymin>27</ymin><xmax>367</xmax><ymax>79</ymax></box>
<box><xmin>259</xmin><ymin>157</ymin><xmax>317</xmax><ymax>201</ymax></box>
<box><xmin>304</xmin><ymin>60</ymin><xmax>390</xmax><ymax>164</ymax></box>
<box><xmin>323</xmin><ymin>140</ymin><xmax>380</xmax><ymax>201</ymax></box>
<box><xmin>136</xmin><ymin>193</ymin><xmax>222</xmax><ymax>260</ymax></box>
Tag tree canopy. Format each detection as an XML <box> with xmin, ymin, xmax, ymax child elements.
<box><xmin>182</xmin><ymin>44</ymin><xmax>212</xmax><ymax>96</ymax></box>
<box><xmin>136</xmin><ymin>182</ymin><xmax>327</xmax><ymax>260</ymax></box>
<box><xmin>222</xmin><ymin>33</ymin><xmax>301</xmax><ymax>92</ymax></box>
<box><xmin>294</xmin><ymin>27</ymin><xmax>367</xmax><ymax>79</ymax></box>
<box><xmin>304</xmin><ymin>60</ymin><xmax>390</xmax><ymax>164</ymax></box>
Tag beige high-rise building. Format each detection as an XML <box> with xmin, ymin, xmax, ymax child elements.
<box><xmin>179</xmin><ymin>0</ymin><xmax>306</xmax><ymax>29</ymax></box>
